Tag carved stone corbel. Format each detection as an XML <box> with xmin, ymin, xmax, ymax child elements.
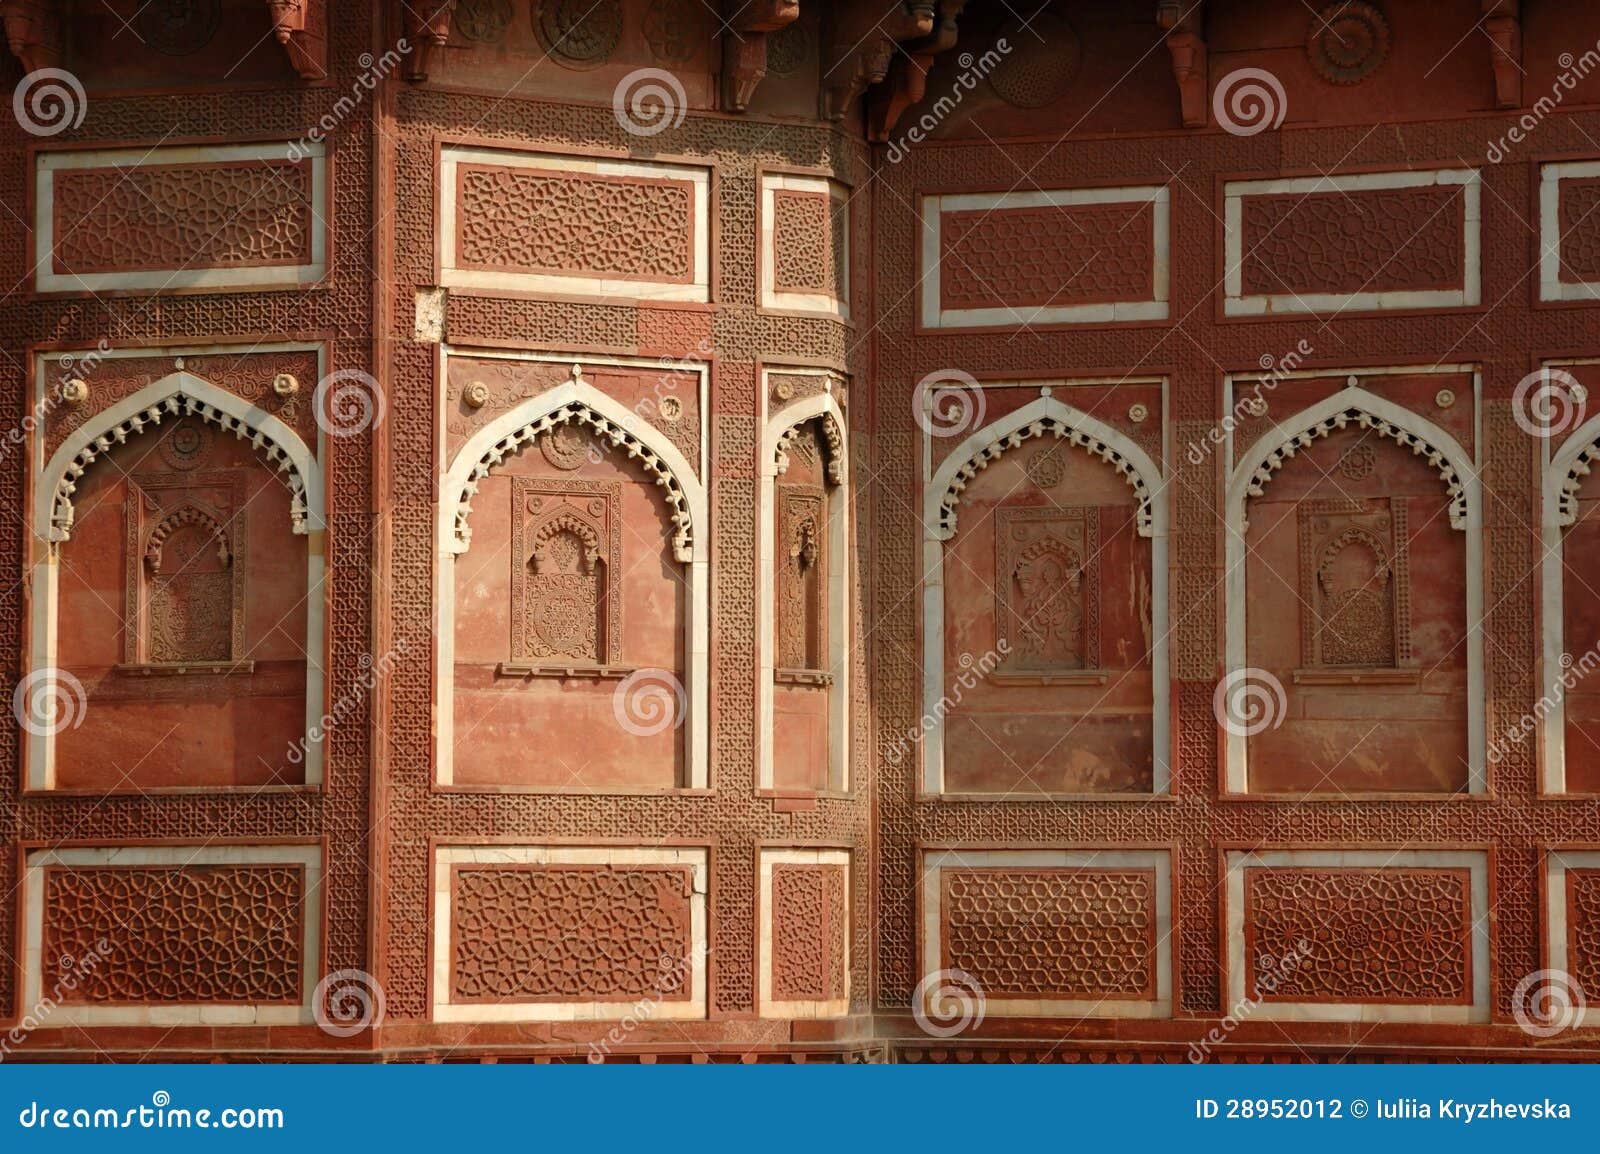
<box><xmin>722</xmin><ymin>0</ymin><xmax>800</xmax><ymax>113</ymax></box>
<box><xmin>0</xmin><ymin>0</ymin><xmax>63</xmax><ymax>74</ymax></box>
<box><xmin>1157</xmin><ymin>0</ymin><xmax>1206</xmax><ymax>128</ymax></box>
<box><xmin>822</xmin><ymin>2</ymin><xmax>935</xmax><ymax>122</ymax></box>
<box><xmin>403</xmin><ymin>0</ymin><xmax>457</xmax><ymax>82</ymax></box>
<box><xmin>1482</xmin><ymin>0</ymin><xmax>1521</xmax><ymax>108</ymax></box>
<box><xmin>265</xmin><ymin>1</ymin><xmax>327</xmax><ymax>81</ymax></box>
<box><xmin>867</xmin><ymin>0</ymin><xmax>967</xmax><ymax>143</ymax></box>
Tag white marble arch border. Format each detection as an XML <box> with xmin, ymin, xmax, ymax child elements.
<box><xmin>27</xmin><ymin>348</ymin><xmax>329</xmax><ymax>790</ymax></box>
<box><xmin>1224</xmin><ymin>848</ymin><xmax>1491</xmax><ymax>1024</ymax></box>
<box><xmin>435</xmin><ymin>349</ymin><xmax>710</xmax><ymax>789</ymax></box>
<box><xmin>1222</xmin><ymin>372</ymin><xmax>1485</xmax><ymax>795</ymax></box>
<box><xmin>1545</xmin><ymin>848</ymin><xmax>1600</xmax><ymax>1027</ymax></box>
<box><xmin>919</xmin><ymin>384</ymin><xmax>1170</xmax><ymax>795</ymax></box>
<box><xmin>759</xmin><ymin>374</ymin><xmax>849</xmax><ymax>791</ymax></box>
<box><xmin>22</xmin><ymin>843</ymin><xmax>324</xmax><ymax>1027</ymax></box>
<box><xmin>1539</xmin><ymin>365</ymin><xmax>1600</xmax><ymax>793</ymax></box>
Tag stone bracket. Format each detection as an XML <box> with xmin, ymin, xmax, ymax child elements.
<box><xmin>1158</xmin><ymin>0</ymin><xmax>1207</xmax><ymax>128</ymax></box>
<box><xmin>822</xmin><ymin>2</ymin><xmax>934</xmax><ymax>122</ymax></box>
<box><xmin>265</xmin><ymin>1</ymin><xmax>327</xmax><ymax>81</ymax></box>
<box><xmin>721</xmin><ymin>0</ymin><xmax>800</xmax><ymax>113</ymax></box>
<box><xmin>0</xmin><ymin>0</ymin><xmax>62</xmax><ymax>74</ymax></box>
<box><xmin>1482</xmin><ymin>0</ymin><xmax>1521</xmax><ymax>109</ymax></box>
<box><xmin>867</xmin><ymin>0</ymin><xmax>967</xmax><ymax>143</ymax></box>
<box><xmin>403</xmin><ymin>0</ymin><xmax>458</xmax><ymax>82</ymax></box>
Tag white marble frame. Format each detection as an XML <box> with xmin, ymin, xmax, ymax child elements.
<box><xmin>1545</xmin><ymin>849</ymin><xmax>1600</xmax><ymax>1026</ymax></box>
<box><xmin>1539</xmin><ymin>161</ymin><xmax>1600</xmax><ymax>302</ymax></box>
<box><xmin>34</xmin><ymin>142</ymin><xmax>328</xmax><ymax>293</ymax></box>
<box><xmin>435</xmin><ymin>350</ymin><xmax>710</xmax><ymax>789</ymax></box>
<box><xmin>22</xmin><ymin>843</ymin><xmax>324</xmax><ymax>1027</ymax></box>
<box><xmin>438</xmin><ymin>145</ymin><xmax>711</xmax><ymax>302</ymax></box>
<box><xmin>759</xmin><ymin>172</ymin><xmax>850</xmax><ymax>320</ymax></box>
<box><xmin>758</xmin><ymin>848</ymin><xmax>851</xmax><ymax>1019</ymax></box>
<box><xmin>1223</xmin><ymin>168</ymin><xmax>1482</xmax><ymax>316</ymax></box>
<box><xmin>920</xmin><ymin>848</ymin><xmax>1173</xmax><ymax>1019</ymax></box>
<box><xmin>759</xmin><ymin>377</ymin><xmax>849</xmax><ymax>791</ymax></box>
<box><xmin>920</xmin><ymin>385</ymin><xmax>1170</xmax><ymax>795</ymax></box>
<box><xmin>1222</xmin><ymin>374</ymin><xmax>1485</xmax><ymax>794</ymax></box>
<box><xmin>28</xmin><ymin>351</ymin><xmax>329</xmax><ymax>790</ymax></box>
<box><xmin>432</xmin><ymin>844</ymin><xmax>709</xmax><ymax>1023</ymax></box>
<box><xmin>1225</xmin><ymin>848</ymin><xmax>1491</xmax><ymax>1024</ymax></box>
<box><xmin>919</xmin><ymin>185</ymin><xmax>1171</xmax><ymax>328</ymax></box>
<box><xmin>1538</xmin><ymin>374</ymin><xmax>1600</xmax><ymax>793</ymax></box>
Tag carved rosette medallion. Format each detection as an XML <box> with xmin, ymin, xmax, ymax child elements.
<box><xmin>988</xmin><ymin>13</ymin><xmax>1081</xmax><ymax>108</ymax></box>
<box><xmin>137</xmin><ymin>0</ymin><xmax>221</xmax><ymax>56</ymax></box>
<box><xmin>1307</xmin><ymin>2</ymin><xmax>1391</xmax><ymax>85</ymax></box>
<box><xmin>532</xmin><ymin>0</ymin><xmax>624</xmax><ymax>70</ymax></box>
<box><xmin>457</xmin><ymin>0</ymin><xmax>515</xmax><ymax>43</ymax></box>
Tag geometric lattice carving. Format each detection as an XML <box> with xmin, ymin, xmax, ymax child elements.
<box><xmin>1244</xmin><ymin>868</ymin><xmax>1472</xmax><ymax>1004</ymax></box>
<box><xmin>1297</xmin><ymin>497</ymin><xmax>1411</xmax><ymax>669</ymax></box>
<box><xmin>940</xmin><ymin>201</ymin><xmax>1154</xmax><ymax>310</ymax></box>
<box><xmin>772</xmin><ymin>190</ymin><xmax>842</xmax><ymax>295</ymax></box>
<box><xmin>51</xmin><ymin>162</ymin><xmax>315</xmax><ymax>274</ymax></box>
<box><xmin>449</xmin><ymin>865</ymin><xmax>695</xmax><ymax>1002</ymax></box>
<box><xmin>509</xmin><ymin>477</ymin><xmax>622</xmax><ymax>666</ymax></box>
<box><xmin>42</xmin><ymin>866</ymin><xmax>305</xmax><ymax>1003</ymax></box>
<box><xmin>1558</xmin><ymin>178</ymin><xmax>1600</xmax><ymax>283</ymax></box>
<box><xmin>994</xmin><ymin>505</ymin><xmax>1101</xmax><ymax>672</ymax></box>
<box><xmin>1569</xmin><ymin>869</ymin><xmax>1600</xmax><ymax>997</ymax></box>
<box><xmin>770</xmin><ymin>863</ymin><xmax>847</xmax><ymax>1003</ymax></box>
<box><xmin>941</xmin><ymin>869</ymin><xmax>1157</xmax><ymax>999</ymax></box>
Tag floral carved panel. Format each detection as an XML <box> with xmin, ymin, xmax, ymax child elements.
<box><xmin>994</xmin><ymin>505</ymin><xmax>1100</xmax><ymax>672</ymax></box>
<box><xmin>508</xmin><ymin>477</ymin><xmax>623</xmax><ymax>667</ymax></box>
<box><xmin>1297</xmin><ymin>497</ymin><xmax>1412</xmax><ymax>670</ymax></box>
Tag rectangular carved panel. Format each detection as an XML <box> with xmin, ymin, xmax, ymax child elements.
<box><xmin>448</xmin><ymin>864</ymin><xmax>696</xmax><ymax>1003</ymax></box>
<box><xmin>1243</xmin><ymin>867</ymin><xmax>1473</xmax><ymax>1004</ymax></box>
<box><xmin>940</xmin><ymin>868</ymin><xmax>1158</xmax><ymax>1000</ymax></box>
<box><xmin>770</xmin><ymin>863</ymin><xmax>848</xmax><ymax>1003</ymax></box>
<box><xmin>776</xmin><ymin>482</ymin><xmax>827</xmax><ymax>671</ymax></box>
<box><xmin>509</xmin><ymin>476</ymin><xmax>623</xmax><ymax>667</ymax></box>
<box><xmin>771</xmin><ymin>190</ymin><xmax>844</xmax><ymax>296</ymax></box>
<box><xmin>42</xmin><ymin>864</ymin><xmax>306</xmax><ymax>1004</ymax></box>
<box><xmin>1567</xmin><ymin>869</ymin><xmax>1600</xmax><ymax>997</ymax></box>
<box><xmin>1297</xmin><ymin>497</ymin><xmax>1411</xmax><ymax>669</ymax></box>
<box><xmin>994</xmin><ymin>504</ymin><xmax>1101</xmax><ymax>672</ymax></box>
<box><xmin>1541</xmin><ymin>162</ymin><xmax>1600</xmax><ymax>299</ymax></box>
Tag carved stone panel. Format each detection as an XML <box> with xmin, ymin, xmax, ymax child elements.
<box><xmin>770</xmin><ymin>863</ymin><xmax>848</xmax><ymax>1004</ymax></box>
<box><xmin>509</xmin><ymin>477</ymin><xmax>623</xmax><ymax>668</ymax></box>
<box><xmin>995</xmin><ymin>505</ymin><xmax>1100</xmax><ymax>672</ymax></box>
<box><xmin>1298</xmin><ymin>497</ymin><xmax>1411</xmax><ymax>670</ymax></box>
<box><xmin>776</xmin><ymin>483</ymin><xmax>826</xmax><ymax>672</ymax></box>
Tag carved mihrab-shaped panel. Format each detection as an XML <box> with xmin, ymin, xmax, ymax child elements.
<box><xmin>995</xmin><ymin>505</ymin><xmax>1101</xmax><ymax>671</ymax></box>
<box><xmin>1298</xmin><ymin>497</ymin><xmax>1412</xmax><ymax>669</ymax></box>
<box><xmin>777</xmin><ymin>484</ymin><xmax>826</xmax><ymax>671</ymax></box>
<box><xmin>510</xmin><ymin>477</ymin><xmax>623</xmax><ymax>667</ymax></box>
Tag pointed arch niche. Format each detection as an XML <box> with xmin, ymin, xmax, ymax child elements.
<box><xmin>1223</xmin><ymin>370</ymin><xmax>1484</xmax><ymax>796</ymax></box>
<box><xmin>436</xmin><ymin>351</ymin><xmax>709</xmax><ymax>790</ymax></box>
<box><xmin>26</xmin><ymin>354</ymin><xmax>327</xmax><ymax>792</ymax></box>
<box><xmin>1540</xmin><ymin>359</ymin><xmax>1600</xmax><ymax>794</ymax></box>
<box><xmin>920</xmin><ymin>382</ymin><xmax>1170</xmax><ymax>797</ymax></box>
<box><xmin>759</xmin><ymin>371</ymin><xmax>850</xmax><ymax>793</ymax></box>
